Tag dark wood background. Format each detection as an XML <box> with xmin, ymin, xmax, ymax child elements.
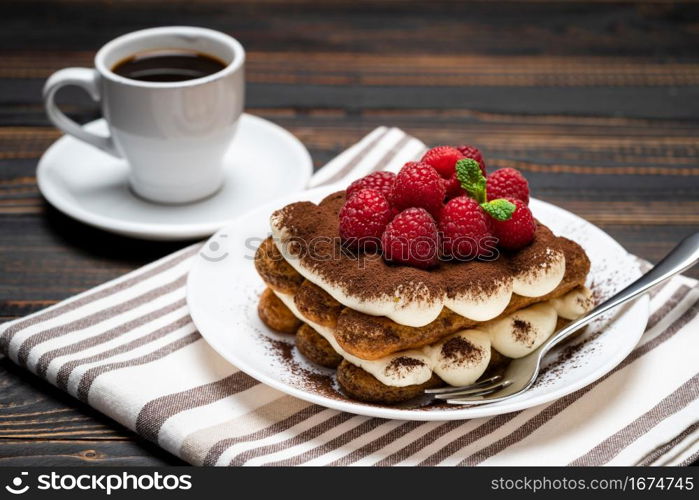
<box><xmin>0</xmin><ymin>0</ymin><xmax>697</xmax><ymax>466</ymax></box>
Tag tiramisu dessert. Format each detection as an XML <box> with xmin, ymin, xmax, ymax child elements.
<box><xmin>255</xmin><ymin>145</ymin><xmax>593</xmax><ymax>404</ymax></box>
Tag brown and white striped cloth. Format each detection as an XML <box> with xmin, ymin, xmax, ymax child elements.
<box><xmin>2</xmin><ymin>128</ymin><xmax>698</xmax><ymax>466</ymax></box>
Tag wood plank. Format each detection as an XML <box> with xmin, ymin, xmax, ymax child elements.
<box><xmin>2</xmin><ymin>117</ymin><xmax>698</xmax><ymax>160</ymax></box>
<box><xmin>6</xmin><ymin>79</ymin><xmax>699</xmax><ymax>120</ymax></box>
<box><xmin>0</xmin><ymin>440</ymin><xmax>181</xmax><ymax>466</ymax></box>
<box><xmin>4</xmin><ymin>51</ymin><xmax>699</xmax><ymax>87</ymax></box>
<box><xmin>3</xmin><ymin>1</ymin><xmax>698</xmax><ymax>57</ymax></box>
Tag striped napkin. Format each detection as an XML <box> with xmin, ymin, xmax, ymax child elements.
<box><xmin>2</xmin><ymin>127</ymin><xmax>698</xmax><ymax>466</ymax></box>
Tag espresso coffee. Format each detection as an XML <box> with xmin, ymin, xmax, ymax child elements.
<box><xmin>112</xmin><ymin>49</ymin><xmax>227</xmax><ymax>82</ymax></box>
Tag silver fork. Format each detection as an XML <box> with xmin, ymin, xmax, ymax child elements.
<box><xmin>424</xmin><ymin>231</ymin><xmax>699</xmax><ymax>406</ymax></box>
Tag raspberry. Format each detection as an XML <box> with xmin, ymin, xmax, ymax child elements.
<box><xmin>438</xmin><ymin>196</ymin><xmax>494</xmax><ymax>259</ymax></box>
<box><xmin>382</xmin><ymin>208</ymin><xmax>439</xmax><ymax>269</ymax></box>
<box><xmin>390</xmin><ymin>162</ymin><xmax>445</xmax><ymax>218</ymax></box>
<box><xmin>443</xmin><ymin>174</ymin><xmax>466</xmax><ymax>200</ymax></box>
<box><xmin>421</xmin><ymin>146</ymin><xmax>465</xmax><ymax>179</ymax></box>
<box><xmin>346</xmin><ymin>171</ymin><xmax>396</xmax><ymax>200</ymax></box>
<box><xmin>487</xmin><ymin>168</ymin><xmax>530</xmax><ymax>205</ymax></box>
<box><xmin>490</xmin><ymin>198</ymin><xmax>536</xmax><ymax>249</ymax></box>
<box><xmin>456</xmin><ymin>145</ymin><xmax>487</xmax><ymax>176</ymax></box>
<box><xmin>339</xmin><ymin>189</ymin><xmax>393</xmax><ymax>251</ymax></box>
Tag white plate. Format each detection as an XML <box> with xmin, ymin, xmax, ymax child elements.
<box><xmin>37</xmin><ymin>114</ymin><xmax>313</xmax><ymax>240</ymax></box>
<box><xmin>187</xmin><ymin>188</ymin><xmax>649</xmax><ymax>420</ymax></box>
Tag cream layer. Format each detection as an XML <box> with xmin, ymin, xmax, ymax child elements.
<box><xmin>270</xmin><ymin>221</ymin><xmax>566</xmax><ymax>328</ymax></box>
<box><xmin>272</xmin><ymin>287</ymin><xmax>592</xmax><ymax>388</ymax></box>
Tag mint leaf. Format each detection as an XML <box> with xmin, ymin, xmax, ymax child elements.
<box><xmin>455</xmin><ymin>158</ymin><xmax>487</xmax><ymax>204</ymax></box>
<box><xmin>481</xmin><ymin>199</ymin><xmax>516</xmax><ymax>221</ymax></box>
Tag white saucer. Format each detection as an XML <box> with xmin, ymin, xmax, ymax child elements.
<box><xmin>187</xmin><ymin>188</ymin><xmax>649</xmax><ymax>421</ymax></box>
<box><xmin>37</xmin><ymin>114</ymin><xmax>313</xmax><ymax>240</ymax></box>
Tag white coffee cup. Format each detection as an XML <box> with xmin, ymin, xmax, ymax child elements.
<box><xmin>43</xmin><ymin>26</ymin><xmax>245</xmax><ymax>204</ymax></box>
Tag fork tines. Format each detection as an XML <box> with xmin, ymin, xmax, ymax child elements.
<box><xmin>425</xmin><ymin>375</ymin><xmax>513</xmax><ymax>404</ymax></box>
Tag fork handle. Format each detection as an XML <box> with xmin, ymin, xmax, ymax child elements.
<box><xmin>542</xmin><ymin>231</ymin><xmax>699</xmax><ymax>355</ymax></box>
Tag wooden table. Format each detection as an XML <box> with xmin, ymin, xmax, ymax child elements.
<box><xmin>1</xmin><ymin>0</ymin><xmax>697</xmax><ymax>466</ymax></box>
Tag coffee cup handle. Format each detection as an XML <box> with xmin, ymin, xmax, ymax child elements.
<box><xmin>43</xmin><ymin>68</ymin><xmax>121</xmax><ymax>157</ymax></box>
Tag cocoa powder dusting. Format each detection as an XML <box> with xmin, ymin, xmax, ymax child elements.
<box><xmin>272</xmin><ymin>192</ymin><xmax>566</xmax><ymax>304</ymax></box>
<box><xmin>576</xmin><ymin>294</ymin><xmax>594</xmax><ymax>310</ymax></box>
<box><xmin>263</xmin><ymin>337</ymin><xmax>343</xmax><ymax>400</ymax></box>
<box><xmin>440</xmin><ymin>336</ymin><xmax>484</xmax><ymax>365</ymax></box>
<box><xmin>512</xmin><ymin>319</ymin><xmax>534</xmax><ymax>344</ymax></box>
<box><xmin>385</xmin><ymin>356</ymin><xmax>425</xmax><ymax>376</ymax></box>
<box><xmin>507</xmin><ymin>228</ymin><xmax>559</xmax><ymax>273</ymax></box>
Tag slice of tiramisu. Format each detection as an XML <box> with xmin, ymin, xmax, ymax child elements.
<box><xmin>255</xmin><ymin>145</ymin><xmax>593</xmax><ymax>404</ymax></box>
